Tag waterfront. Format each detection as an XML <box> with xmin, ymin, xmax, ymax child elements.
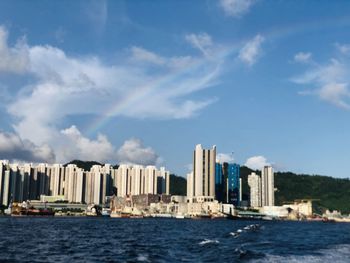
<box><xmin>0</xmin><ymin>218</ymin><xmax>350</xmax><ymax>262</ymax></box>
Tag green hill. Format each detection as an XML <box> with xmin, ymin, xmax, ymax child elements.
<box><xmin>240</xmin><ymin>166</ymin><xmax>350</xmax><ymax>214</ymax></box>
<box><xmin>64</xmin><ymin>160</ymin><xmax>104</xmax><ymax>170</ymax></box>
<box><xmin>169</xmin><ymin>174</ymin><xmax>187</xmax><ymax>196</ymax></box>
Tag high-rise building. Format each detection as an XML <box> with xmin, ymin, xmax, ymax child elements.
<box><xmin>0</xmin><ymin>160</ymin><xmax>171</xmax><ymax>206</ymax></box>
<box><xmin>2</xmin><ymin>170</ymin><xmax>10</xmax><ymax>206</ymax></box>
<box><xmin>157</xmin><ymin>167</ymin><xmax>170</xmax><ymax>195</ymax></box>
<box><xmin>131</xmin><ymin>165</ymin><xmax>143</xmax><ymax>196</ymax></box>
<box><xmin>0</xmin><ymin>162</ymin><xmax>4</xmax><ymax>205</ymax></box>
<box><xmin>248</xmin><ymin>172</ymin><xmax>262</xmax><ymax>207</ymax></box>
<box><xmin>193</xmin><ymin>144</ymin><xmax>216</xmax><ymax>197</ymax></box>
<box><xmin>186</xmin><ymin>172</ymin><xmax>194</xmax><ymax>200</ymax></box>
<box><xmin>84</xmin><ymin>171</ymin><xmax>94</xmax><ymax>204</ymax></box>
<box><xmin>145</xmin><ymin>165</ymin><xmax>157</xmax><ymax>195</ymax></box>
<box><xmin>215</xmin><ymin>162</ymin><xmax>240</xmax><ymax>206</ymax></box>
<box><xmin>262</xmin><ymin>166</ymin><xmax>274</xmax><ymax>206</ymax></box>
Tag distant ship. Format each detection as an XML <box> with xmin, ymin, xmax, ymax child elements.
<box><xmin>101</xmin><ymin>208</ymin><xmax>111</xmax><ymax>217</ymax></box>
<box><xmin>86</xmin><ymin>204</ymin><xmax>101</xmax><ymax>217</ymax></box>
<box><xmin>10</xmin><ymin>202</ymin><xmax>55</xmax><ymax>216</ymax></box>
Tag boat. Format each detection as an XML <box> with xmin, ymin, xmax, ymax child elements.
<box><xmin>151</xmin><ymin>213</ymin><xmax>172</xmax><ymax>218</ymax></box>
<box><xmin>11</xmin><ymin>202</ymin><xmax>55</xmax><ymax>216</ymax></box>
<box><xmin>121</xmin><ymin>212</ymin><xmax>131</xmax><ymax>218</ymax></box>
<box><xmin>86</xmin><ymin>204</ymin><xmax>101</xmax><ymax>217</ymax></box>
<box><xmin>191</xmin><ymin>213</ymin><xmax>211</xmax><ymax>219</ymax></box>
<box><xmin>101</xmin><ymin>208</ymin><xmax>111</xmax><ymax>217</ymax></box>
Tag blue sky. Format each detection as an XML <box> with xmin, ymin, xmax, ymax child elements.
<box><xmin>1</xmin><ymin>0</ymin><xmax>350</xmax><ymax>178</ymax></box>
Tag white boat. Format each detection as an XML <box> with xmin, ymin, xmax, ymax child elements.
<box><xmin>152</xmin><ymin>213</ymin><xmax>172</xmax><ymax>218</ymax></box>
<box><xmin>101</xmin><ymin>208</ymin><xmax>111</xmax><ymax>217</ymax></box>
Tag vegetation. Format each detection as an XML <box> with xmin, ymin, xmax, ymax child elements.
<box><xmin>64</xmin><ymin>160</ymin><xmax>104</xmax><ymax>170</ymax></box>
<box><xmin>169</xmin><ymin>174</ymin><xmax>187</xmax><ymax>196</ymax></box>
<box><xmin>240</xmin><ymin>166</ymin><xmax>350</xmax><ymax>214</ymax></box>
<box><xmin>65</xmin><ymin>161</ymin><xmax>350</xmax><ymax>214</ymax></box>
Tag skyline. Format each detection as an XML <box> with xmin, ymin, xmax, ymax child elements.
<box><xmin>1</xmin><ymin>1</ymin><xmax>350</xmax><ymax>178</ymax></box>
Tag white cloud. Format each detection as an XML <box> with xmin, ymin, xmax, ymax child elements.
<box><xmin>219</xmin><ymin>0</ymin><xmax>256</xmax><ymax>17</ymax></box>
<box><xmin>318</xmin><ymin>83</ymin><xmax>350</xmax><ymax>109</ymax></box>
<box><xmin>292</xmin><ymin>57</ymin><xmax>350</xmax><ymax>109</ymax></box>
<box><xmin>60</xmin><ymin>125</ymin><xmax>115</xmax><ymax>163</ymax></box>
<box><xmin>0</xmin><ymin>126</ymin><xmax>163</xmax><ymax>165</ymax></box>
<box><xmin>294</xmin><ymin>52</ymin><xmax>312</xmax><ymax>63</ymax></box>
<box><xmin>238</xmin><ymin>34</ymin><xmax>264</xmax><ymax>66</ymax></box>
<box><xmin>0</xmin><ymin>26</ymin><xmax>228</xmax><ymax>163</ymax></box>
<box><xmin>129</xmin><ymin>46</ymin><xmax>195</xmax><ymax>69</ymax></box>
<box><xmin>0</xmin><ymin>131</ymin><xmax>55</xmax><ymax>163</ymax></box>
<box><xmin>130</xmin><ymin>46</ymin><xmax>166</xmax><ymax>65</ymax></box>
<box><xmin>116</xmin><ymin>138</ymin><xmax>160</xmax><ymax>166</ymax></box>
<box><xmin>0</xmin><ymin>26</ymin><xmax>29</xmax><ymax>73</ymax></box>
<box><xmin>216</xmin><ymin>153</ymin><xmax>234</xmax><ymax>163</ymax></box>
<box><xmin>335</xmin><ymin>43</ymin><xmax>350</xmax><ymax>55</ymax></box>
<box><xmin>245</xmin><ymin>155</ymin><xmax>270</xmax><ymax>170</ymax></box>
<box><xmin>2</xmin><ymin>31</ymin><xmax>220</xmax><ymax>146</ymax></box>
<box><xmin>185</xmin><ymin>33</ymin><xmax>213</xmax><ymax>57</ymax></box>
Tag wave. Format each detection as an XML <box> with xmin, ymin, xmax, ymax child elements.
<box><xmin>230</xmin><ymin>224</ymin><xmax>260</xmax><ymax>238</ymax></box>
<box><xmin>251</xmin><ymin>244</ymin><xmax>350</xmax><ymax>263</ymax></box>
<box><xmin>198</xmin><ymin>239</ymin><xmax>220</xmax><ymax>245</ymax></box>
<box><xmin>230</xmin><ymin>232</ymin><xmax>240</xmax><ymax>238</ymax></box>
<box><xmin>136</xmin><ymin>254</ymin><xmax>149</xmax><ymax>262</ymax></box>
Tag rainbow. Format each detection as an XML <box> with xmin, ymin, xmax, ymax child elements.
<box><xmin>85</xmin><ymin>15</ymin><xmax>350</xmax><ymax>136</ymax></box>
<box><xmin>85</xmin><ymin>44</ymin><xmax>242</xmax><ymax>136</ymax></box>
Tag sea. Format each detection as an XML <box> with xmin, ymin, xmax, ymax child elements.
<box><xmin>0</xmin><ymin>217</ymin><xmax>349</xmax><ymax>262</ymax></box>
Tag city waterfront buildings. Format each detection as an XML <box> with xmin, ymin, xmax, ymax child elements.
<box><xmin>0</xmin><ymin>160</ymin><xmax>170</xmax><ymax>206</ymax></box>
<box><xmin>248</xmin><ymin>166</ymin><xmax>275</xmax><ymax>208</ymax></box>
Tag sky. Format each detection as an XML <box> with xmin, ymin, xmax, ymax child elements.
<box><xmin>1</xmin><ymin>0</ymin><xmax>350</xmax><ymax>178</ymax></box>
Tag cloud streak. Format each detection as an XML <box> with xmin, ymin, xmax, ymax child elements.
<box><xmin>238</xmin><ymin>34</ymin><xmax>264</xmax><ymax>66</ymax></box>
<box><xmin>292</xmin><ymin>47</ymin><xmax>350</xmax><ymax>109</ymax></box>
<box><xmin>219</xmin><ymin>0</ymin><xmax>256</xmax><ymax>18</ymax></box>
<box><xmin>0</xmin><ymin>26</ymin><xmax>29</xmax><ymax>74</ymax></box>
<box><xmin>294</xmin><ymin>52</ymin><xmax>312</xmax><ymax>64</ymax></box>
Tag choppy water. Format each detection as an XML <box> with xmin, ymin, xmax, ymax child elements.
<box><xmin>0</xmin><ymin>217</ymin><xmax>350</xmax><ymax>262</ymax></box>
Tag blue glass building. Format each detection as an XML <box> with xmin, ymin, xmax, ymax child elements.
<box><xmin>215</xmin><ymin>163</ymin><xmax>240</xmax><ymax>206</ymax></box>
<box><xmin>215</xmin><ymin>163</ymin><xmax>223</xmax><ymax>202</ymax></box>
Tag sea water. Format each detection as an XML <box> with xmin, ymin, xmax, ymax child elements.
<box><xmin>0</xmin><ymin>217</ymin><xmax>349</xmax><ymax>262</ymax></box>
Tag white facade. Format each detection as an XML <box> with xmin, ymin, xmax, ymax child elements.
<box><xmin>0</xmin><ymin>160</ymin><xmax>171</xmax><ymax>206</ymax></box>
<box><xmin>262</xmin><ymin>166</ymin><xmax>275</xmax><ymax>206</ymax></box>
<box><xmin>248</xmin><ymin>172</ymin><xmax>262</xmax><ymax>207</ymax></box>
<box><xmin>189</xmin><ymin>144</ymin><xmax>216</xmax><ymax>202</ymax></box>
<box><xmin>186</xmin><ymin>172</ymin><xmax>193</xmax><ymax>201</ymax></box>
